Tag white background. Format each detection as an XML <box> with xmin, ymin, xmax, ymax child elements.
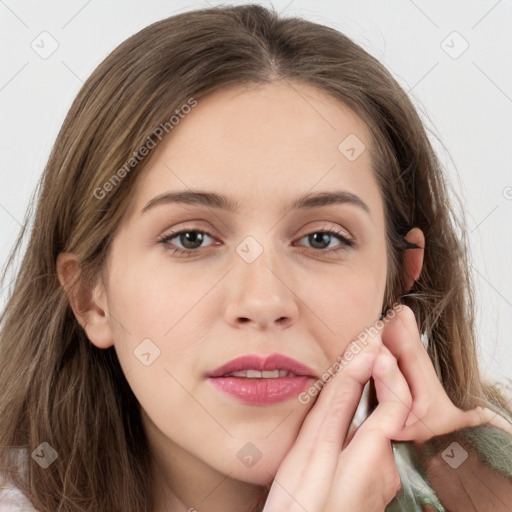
<box><xmin>1</xmin><ymin>0</ymin><xmax>511</xmax><ymax>386</ymax></box>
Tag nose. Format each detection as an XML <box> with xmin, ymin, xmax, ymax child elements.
<box><xmin>224</xmin><ymin>239</ymin><xmax>300</xmax><ymax>331</ymax></box>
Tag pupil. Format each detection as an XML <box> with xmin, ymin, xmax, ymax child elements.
<box><xmin>181</xmin><ymin>231</ymin><xmax>203</xmax><ymax>249</ymax></box>
<box><xmin>310</xmin><ymin>232</ymin><xmax>329</xmax><ymax>249</ymax></box>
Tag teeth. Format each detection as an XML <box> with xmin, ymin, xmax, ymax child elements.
<box><xmin>226</xmin><ymin>369</ymin><xmax>296</xmax><ymax>378</ymax></box>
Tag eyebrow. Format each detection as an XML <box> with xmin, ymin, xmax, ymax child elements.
<box><xmin>141</xmin><ymin>189</ymin><xmax>370</xmax><ymax>215</ymax></box>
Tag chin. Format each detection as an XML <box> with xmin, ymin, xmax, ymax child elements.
<box><xmin>216</xmin><ymin>445</ymin><xmax>286</xmax><ymax>486</ymax></box>
<box><xmin>231</xmin><ymin>464</ymin><xmax>279</xmax><ymax>486</ymax></box>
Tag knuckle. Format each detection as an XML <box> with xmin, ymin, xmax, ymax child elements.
<box><xmin>379</xmin><ymin>465</ymin><xmax>402</xmax><ymax>504</ymax></box>
<box><xmin>385</xmin><ymin>472</ymin><xmax>402</xmax><ymax>503</ymax></box>
<box><xmin>398</xmin><ymin>303</ymin><xmax>416</xmax><ymax>322</ymax></box>
<box><xmin>412</xmin><ymin>396</ymin><xmax>430</xmax><ymax>417</ymax></box>
<box><xmin>393</xmin><ymin>471</ymin><xmax>402</xmax><ymax>492</ymax></box>
<box><xmin>357</xmin><ymin>423</ymin><xmax>383</xmax><ymax>441</ymax></box>
<box><xmin>336</xmin><ymin>352</ymin><xmax>374</xmax><ymax>381</ymax></box>
<box><xmin>327</xmin><ymin>382</ymin><xmax>359</xmax><ymax>416</ymax></box>
<box><xmin>373</xmin><ymin>351</ymin><xmax>396</xmax><ymax>374</ymax></box>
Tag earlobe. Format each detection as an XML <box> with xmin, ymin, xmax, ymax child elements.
<box><xmin>403</xmin><ymin>228</ymin><xmax>425</xmax><ymax>292</ymax></box>
<box><xmin>56</xmin><ymin>252</ymin><xmax>114</xmax><ymax>349</ymax></box>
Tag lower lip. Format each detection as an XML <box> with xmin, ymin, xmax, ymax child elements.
<box><xmin>207</xmin><ymin>376</ymin><xmax>314</xmax><ymax>405</ymax></box>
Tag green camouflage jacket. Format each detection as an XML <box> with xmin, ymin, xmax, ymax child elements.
<box><xmin>386</xmin><ymin>421</ymin><xmax>512</xmax><ymax>511</ymax></box>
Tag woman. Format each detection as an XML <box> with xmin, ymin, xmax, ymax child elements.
<box><xmin>0</xmin><ymin>4</ymin><xmax>511</xmax><ymax>511</ymax></box>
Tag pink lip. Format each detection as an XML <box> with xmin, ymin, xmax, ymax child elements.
<box><xmin>207</xmin><ymin>353</ymin><xmax>317</xmax><ymax>378</ymax></box>
<box><xmin>207</xmin><ymin>353</ymin><xmax>317</xmax><ymax>405</ymax></box>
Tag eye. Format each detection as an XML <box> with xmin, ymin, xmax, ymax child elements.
<box><xmin>157</xmin><ymin>228</ymin><xmax>217</xmax><ymax>256</ymax></box>
<box><xmin>295</xmin><ymin>229</ymin><xmax>355</xmax><ymax>252</ymax></box>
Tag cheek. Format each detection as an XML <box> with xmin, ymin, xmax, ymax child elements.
<box><xmin>106</xmin><ymin>256</ymin><xmax>215</xmax><ymax>377</ymax></box>
<box><xmin>300</xmin><ymin>252</ymin><xmax>387</xmax><ymax>358</ymax></box>
<box><xmin>109</xmin><ymin>253</ymin><xmax>206</xmax><ymax>335</ymax></box>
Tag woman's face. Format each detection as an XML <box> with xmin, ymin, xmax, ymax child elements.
<box><xmin>94</xmin><ymin>81</ymin><xmax>388</xmax><ymax>488</ymax></box>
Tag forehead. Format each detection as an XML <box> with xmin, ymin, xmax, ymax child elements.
<box><xmin>123</xmin><ymin>80</ymin><xmax>383</xmax><ymax>221</ymax></box>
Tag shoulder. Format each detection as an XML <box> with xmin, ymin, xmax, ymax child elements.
<box><xmin>419</xmin><ymin>423</ymin><xmax>512</xmax><ymax>512</ymax></box>
<box><xmin>0</xmin><ymin>483</ymin><xmax>38</xmax><ymax>511</ymax></box>
<box><xmin>0</xmin><ymin>449</ymin><xmax>38</xmax><ymax>512</ymax></box>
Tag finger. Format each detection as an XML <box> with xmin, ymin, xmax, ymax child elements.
<box><xmin>380</xmin><ymin>305</ymin><xmax>434</xmax><ymax>425</ymax></box>
<box><xmin>325</xmin><ymin>349</ymin><xmax>408</xmax><ymax>511</ymax></box>
<box><xmin>263</xmin><ymin>342</ymin><xmax>380</xmax><ymax>512</ymax></box>
<box><xmin>327</xmin><ymin>432</ymin><xmax>401</xmax><ymax>511</ymax></box>
<box><xmin>357</xmin><ymin>345</ymin><xmax>413</xmax><ymax>439</ymax></box>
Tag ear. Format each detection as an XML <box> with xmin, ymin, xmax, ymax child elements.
<box><xmin>403</xmin><ymin>227</ymin><xmax>425</xmax><ymax>293</ymax></box>
<box><xmin>56</xmin><ymin>252</ymin><xmax>114</xmax><ymax>349</ymax></box>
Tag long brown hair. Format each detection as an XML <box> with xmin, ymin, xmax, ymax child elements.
<box><xmin>1</xmin><ymin>4</ymin><xmax>510</xmax><ymax>511</ymax></box>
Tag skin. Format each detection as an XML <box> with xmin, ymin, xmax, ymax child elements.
<box><xmin>57</xmin><ymin>81</ymin><xmax>512</xmax><ymax>511</ymax></box>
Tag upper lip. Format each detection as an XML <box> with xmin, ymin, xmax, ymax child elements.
<box><xmin>207</xmin><ymin>353</ymin><xmax>318</xmax><ymax>378</ymax></box>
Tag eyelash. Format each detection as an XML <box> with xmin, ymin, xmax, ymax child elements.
<box><xmin>157</xmin><ymin>226</ymin><xmax>355</xmax><ymax>257</ymax></box>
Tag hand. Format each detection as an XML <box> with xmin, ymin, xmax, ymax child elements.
<box><xmin>262</xmin><ymin>333</ymin><xmax>412</xmax><ymax>512</ymax></box>
<box><xmin>378</xmin><ymin>304</ymin><xmax>512</xmax><ymax>443</ymax></box>
<box><xmin>262</xmin><ymin>304</ymin><xmax>512</xmax><ymax>512</ymax></box>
